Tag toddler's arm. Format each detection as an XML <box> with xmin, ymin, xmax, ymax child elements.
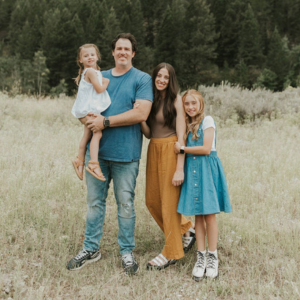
<box><xmin>86</xmin><ymin>69</ymin><xmax>109</xmax><ymax>94</ymax></box>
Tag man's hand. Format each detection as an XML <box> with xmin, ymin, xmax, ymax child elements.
<box><xmin>86</xmin><ymin>113</ymin><xmax>104</xmax><ymax>132</ymax></box>
<box><xmin>172</xmin><ymin>170</ymin><xmax>184</xmax><ymax>186</ymax></box>
<box><xmin>174</xmin><ymin>141</ymin><xmax>181</xmax><ymax>154</ymax></box>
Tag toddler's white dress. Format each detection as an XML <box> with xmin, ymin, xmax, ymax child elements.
<box><xmin>71</xmin><ymin>68</ymin><xmax>111</xmax><ymax>118</ymax></box>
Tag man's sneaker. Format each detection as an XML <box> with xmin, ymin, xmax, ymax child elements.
<box><xmin>66</xmin><ymin>249</ymin><xmax>101</xmax><ymax>271</ymax></box>
<box><xmin>121</xmin><ymin>252</ymin><xmax>139</xmax><ymax>275</ymax></box>
<box><xmin>192</xmin><ymin>250</ymin><xmax>206</xmax><ymax>281</ymax></box>
<box><xmin>206</xmin><ymin>251</ymin><xmax>218</xmax><ymax>279</ymax></box>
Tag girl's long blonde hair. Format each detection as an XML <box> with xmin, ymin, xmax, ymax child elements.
<box><xmin>75</xmin><ymin>44</ymin><xmax>101</xmax><ymax>86</ymax></box>
<box><xmin>182</xmin><ymin>89</ymin><xmax>205</xmax><ymax>141</ymax></box>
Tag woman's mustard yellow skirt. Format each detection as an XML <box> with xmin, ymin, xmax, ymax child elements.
<box><xmin>146</xmin><ymin>135</ymin><xmax>192</xmax><ymax>260</ymax></box>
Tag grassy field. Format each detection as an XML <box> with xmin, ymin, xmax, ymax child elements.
<box><xmin>0</xmin><ymin>91</ymin><xmax>299</xmax><ymax>300</ymax></box>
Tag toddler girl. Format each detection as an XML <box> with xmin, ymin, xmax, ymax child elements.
<box><xmin>71</xmin><ymin>44</ymin><xmax>111</xmax><ymax>181</ymax></box>
<box><xmin>174</xmin><ymin>89</ymin><xmax>232</xmax><ymax>280</ymax></box>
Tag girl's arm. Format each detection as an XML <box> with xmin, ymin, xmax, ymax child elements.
<box><xmin>172</xmin><ymin>95</ymin><xmax>186</xmax><ymax>186</ymax></box>
<box><xmin>174</xmin><ymin>127</ymin><xmax>214</xmax><ymax>155</ymax></box>
<box><xmin>85</xmin><ymin>69</ymin><xmax>109</xmax><ymax>94</ymax></box>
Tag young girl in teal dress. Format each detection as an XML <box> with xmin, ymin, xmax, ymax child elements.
<box><xmin>174</xmin><ymin>89</ymin><xmax>232</xmax><ymax>281</ymax></box>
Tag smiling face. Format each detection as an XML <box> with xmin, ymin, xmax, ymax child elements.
<box><xmin>112</xmin><ymin>38</ymin><xmax>135</xmax><ymax>68</ymax></box>
<box><xmin>155</xmin><ymin>68</ymin><xmax>169</xmax><ymax>92</ymax></box>
<box><xmin>184</xmin><ymin>95</ymin><xmax>201</xmax><ymax>120</ymax></box>
<box><xmin>79</xmin><ymin>47</ymin><xmax>99</xmax><ymax>69</ymax></box>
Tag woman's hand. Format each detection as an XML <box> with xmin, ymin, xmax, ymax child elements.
<box><xmin>174</xmin><ymin>141</ymin><xmax>181</xmax><ymax>154</ymax></box>
<box><xmin>172</xmin><ymin>170</ymin><xmax>184</xmax><ymax>186</ymax></box>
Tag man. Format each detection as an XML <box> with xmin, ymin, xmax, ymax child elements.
<box><xmin>67</xmin><ymin>33</ymin><xmax>153</xmax><ymax>275</ymax></box>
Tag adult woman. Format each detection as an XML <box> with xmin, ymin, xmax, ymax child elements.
<box><xmin>140</xmin><ymin>63</ymin><xmax>195</xmax><ymax>269</ymax></box>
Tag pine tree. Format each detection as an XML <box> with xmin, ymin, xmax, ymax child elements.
<box><xmin>8</xmin><ymin>0</ymin><xmax>46</xmax><ymax>58</ymax></box>
<box><xmin>217</xmin><ymin>0</ymin><xmax>247</xmax><ymax>67</ymax></box>
<box><xmin>41</xmin><ymin>8</ymin><xmax>85</xmax><ymax>92</ymax></box>
<box><xmin>249</xmin><ymin>0</ymin><xmax>271</xmax><ymax>55</ymax></box>
<box><xmin>8</xmin><ymin>0</ymin><xmax>28</xmax><ymax>54</ymax></box>
<box><xmin>238</xmin><ymin>4</ymin><xmax>263</xmax><ymax>66</ymax></box>
<box><xmin>286</xmin><ymin>0</ymin><xmax>300</xmax><ymax>44</ymax></box>
<box><xmin>154</xmin><ymin>0</ymin><xmax>185</xmax><ymax>74</ymax></box>
<box><xmin>180</xmin><ymin>0</ymin><xmax>218</xmax><ymax>87</ymax></box>
<box><xmin>266</xmin><ymin>28</ymin><xmax>290</xmax><ymax>90</ymax></box>
<box><xmin>15</xmin><ymin>19</ymin><xmax>40</xmax><ymax>59</ymax></box>
<box><xmin>0</xmin><ymin>0</ymin><xmax>17</xmax><ymax>35</ymax></box>
<box><xmin>141</xmin><ymin>0</ymin><xmax>167</xmax><ymax>48</ymax></box>
<box><xmin>98</xmin><ymin>7</ymin><xmax>120</xmax><ymax>70</ymax></box>
<box><xmin>76</xmin><ymin>0</ymin><xmax>105</xmax><ymax>44</ymax></box>
<box><xmin>267</xmin><ymin>0</ymin><xmax>288</xmax><ymax>34</ymax></box>
<box><xmin>289</xmin><ymin>44</ymin><xmax>300</xmax><ymax>87</ymax></box>
<box><xmin>235</xmin><ymin>60</ymin><xmax>249</xmax><ymax>87</ymax></box>
<box><xmin>32</xmin><ymin>51</ymin><xmax>50</xmax><ymax>96</ymax></box>
<box><xmin>209</xmin><ymin>0</ymin><xmax>227</xmax><ymax>32</ymax></box>
<box><xmin>255</xmin><ymin>68</ymin><xmax>277</xmax><ymax>90</ymax></box>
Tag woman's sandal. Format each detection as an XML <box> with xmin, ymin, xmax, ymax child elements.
<box><xmin>72</xmin><ymin>156</ymin><xmax>85</xmax><ymax>180</ymax></box>
<box><xmin>86</xmin><ymin>161</ymin><xmax>106</xmax><ymax>181</ymax></box>
<box><xmin>183</xmin><ymin>227</ymin><xmax>196</xmax><ymax>253</ymax></box>
<box><xmin>146</xmin><ymin>253</ymin><xmax>177</xmax><ymax>270</ymax></box>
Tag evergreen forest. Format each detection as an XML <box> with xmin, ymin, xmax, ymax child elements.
<box><xmin>1</xmin><ymin>0</ymin><xmax>300</xmax><ymax>96</ymax></box>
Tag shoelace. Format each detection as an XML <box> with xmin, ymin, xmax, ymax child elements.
<box><xmin>195</xmin><ymin>251</ymin><xmax>205</xmax><ymax>268</ymax></box>
<box><xmin>75</xmin><ymin>249</ymin><xmax>89</xmax><ymax>260</ymax></box>
<box><xmin>206</xmin><ymin>253</ymin><xmax>217</xmax><ymax>268</ymax></box>
<box><xmin>122</xmin><ymin>253</ymin><xmax>135</xmax><ymax>266</ymax></box>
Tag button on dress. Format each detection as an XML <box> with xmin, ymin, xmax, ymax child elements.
<box><xmin>177</xmin><ymin>118</ymin><xmax>232</xmax><ymax>216</ymax></box>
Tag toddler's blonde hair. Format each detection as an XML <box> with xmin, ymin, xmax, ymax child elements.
<box><xmin>75</xmin><ymin>44</ymin><xmax>101</xmax><ymax>86</ymax></box>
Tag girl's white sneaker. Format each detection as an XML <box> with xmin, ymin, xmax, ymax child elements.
<box><xmin>206</xmin><ymin>251</ymin><xmax>218</xmax><ymax>279</ymax></box>
<box><xmin>192</xmin><ymin>250</ymin><xmax>206</xmax><ymax>281</ymax></box>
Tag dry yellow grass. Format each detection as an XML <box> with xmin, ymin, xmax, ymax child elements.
<box><xmin>0</xmin><ymin>91</ymin><xmax>299</xmax><ymax>300</ymax></box>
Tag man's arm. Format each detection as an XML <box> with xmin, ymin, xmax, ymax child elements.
<box><xmin>86</xmin><ymin>99</ymin><xmax>152</xmax><ymax>132</ymax></box>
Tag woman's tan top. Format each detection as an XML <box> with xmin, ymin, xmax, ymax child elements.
<box><xmin>148</xmin><ymin>101</ymin><xmax>176</xmax><ymax>138</ymax></box>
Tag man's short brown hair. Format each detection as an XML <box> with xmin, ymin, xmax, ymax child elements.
<box><xmin>111</xmin><ymin>33</ymin><xmax>137</xmax><ymax>53</ymax></box>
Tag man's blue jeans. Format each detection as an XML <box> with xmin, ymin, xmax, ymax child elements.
<box><xmin>83</xmin><ymin>149</ymin><xmax>139</xmax><ymax>255</ymax></box>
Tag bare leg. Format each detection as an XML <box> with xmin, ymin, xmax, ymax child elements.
<box><xmin>89</xmin><ymin>130</ymin><xmax>104</xmax><ymax>177</ymax></box>
<box><xmin>195</xmin><ymin>215</ymin><xmax>206</xmax><ymax>251</ymax></box>
<box><xmin>72</xmin><ymin>122</ymin><xmax>92</xmax><ymax>180</ymax></box>
<box><xmin>204</xmin><ymin>214</ymin><xmax>218</xmax><ymax>252</ymax></box>
<box><xmin>75</xmin><ymin>124</ymin><xmax>92</xmax><ymax>174</ymax></box>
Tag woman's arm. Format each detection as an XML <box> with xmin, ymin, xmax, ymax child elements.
<box><xmin>174</xmin><ymin>127</ymin><xmax>214</xmax><ymax>155</ymax></box>
<box><xmin>140</xmin><ymin>121</ymin><xmax>151</xmax><ymax>139</ymax></box>
<box><xmin>86</xmin><ymin>69</ymin><xmax>109</xmax><ymax>94</ymax></box>
<box><xmin>134</xmin><ymin>102</ymin><xmax>151</xmax><ymax>138</ymax></box>
<box><xmin>172</xmin><ymin>95</ymin><xmax>186</xmax><ymax>186</ymax></box>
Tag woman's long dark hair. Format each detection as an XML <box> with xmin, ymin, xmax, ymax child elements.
<box><xmin>149</xmin><ymin>63</ymin><xmax>179</xmax><ymax>128</ymax></box>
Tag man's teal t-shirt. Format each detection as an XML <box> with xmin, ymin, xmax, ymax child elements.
<box><xmin>97</xmin><ymin>67</ymin><xmax>153</xmax><ymax>162</ymax></box>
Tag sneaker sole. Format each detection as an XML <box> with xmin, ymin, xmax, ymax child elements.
<box><xmin>124</xmin><ymin>266</ymin><xmax>139</xmax><ymax>276</ymax></box>
<box><xmin>192</xmin><ymin>275</ymin><xmax>205</xmax><ymax>282</ymax></box>
<box><xmin>205</xmin><ymin>273</ymin><xmax>219</xmax><ymax>280</ymax></box>
<box><xmin>68</xmin><ymin>252</ymin><xmax>102</xmax><ymax>271</ymax></box>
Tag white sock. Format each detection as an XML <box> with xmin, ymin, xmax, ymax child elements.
<box><xmin>208</xmin><ymin>249</ymin><xmax>218</xmax><ymax>258</ymax></box>
<box><xmin>199</xmin><ymin>250</ymin><xmax>206</xmax><ymax>255</ymax></box>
